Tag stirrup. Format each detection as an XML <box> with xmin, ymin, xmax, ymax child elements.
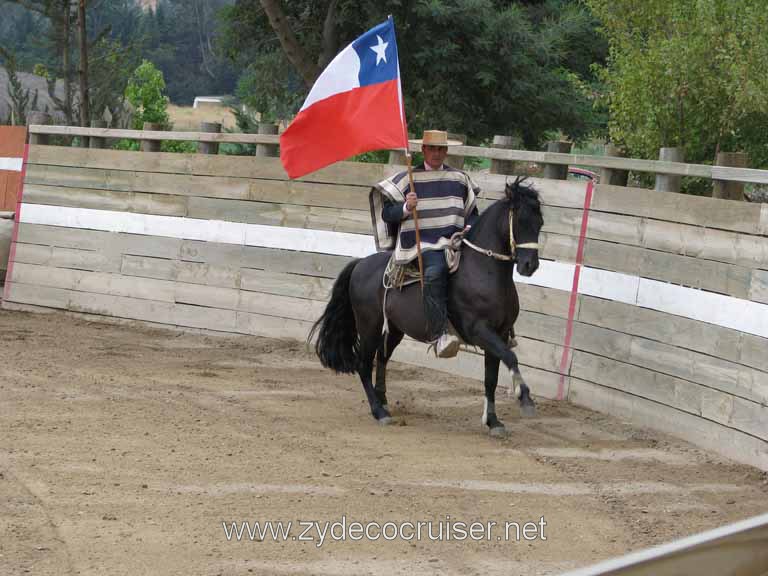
<box><xmin>436</xmin><ymin>332</ymin><xmax>460</xmax><ymax>358</ymax></box>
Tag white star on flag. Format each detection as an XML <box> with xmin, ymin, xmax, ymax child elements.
<box><xmin>370</xmin><ymin>35</ymin><xmax>388</xmax><ymax>65</ymax></box>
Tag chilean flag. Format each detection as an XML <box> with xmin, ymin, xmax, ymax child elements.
<box><xmin>280</xmin><ymin>18</ymin><xmax>407</xmax><ymax>179</ymax></box>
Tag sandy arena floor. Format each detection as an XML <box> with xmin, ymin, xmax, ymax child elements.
<box><xmin>1</xmin><ymin>308</ymin><xmax>766</xmax><ymax>575</ymax></box>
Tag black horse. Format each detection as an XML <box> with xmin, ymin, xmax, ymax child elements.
<box><xmin>309</xmin><ymin>179</ymin><xmax>543</xmax><ymax>436</ymax></box>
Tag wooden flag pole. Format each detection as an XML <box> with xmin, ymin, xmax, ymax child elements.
<box><xmin>405</xmin><ymin>152</ymin><xmax>424</xmax><ymax>289</ymax></box>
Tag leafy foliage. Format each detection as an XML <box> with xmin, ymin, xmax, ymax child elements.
<box><xmin>0</xmin><ymin>2</ymin><xmax>50</xmax><ymax>69</ymax></box>
<box><xmin>88</xmin><ymin>36</ymin><xmax>142</xmax><ymax>126</ymax></box>
<box><xmin>125</xmin><ymin>59</ymin><xmax>170</xmax><ymax>128</ymax></box>
<box><xmin>587</xmin><ymin>0</ymin><xmax>768</xmax><ymax>167</ymax></box>
<box><xmin>0</xmin><ymin>0</ymin><xmax>238</xmax><ymax>116</ymax></box>
<box><xmin>139</xmin><ymin>0</ymin><xmax>237</xmax><ymax>104</ymax></box>
<box><xmin>0</xmin><ymin>46</ymin><xmax>36</xmax><ymax>125</ymax></box>
<box><xmin>118</xmin><ymin>60</ymin><xmax>203</xmax><ymax>154</ymax></box>
<box><xmin>219</xmin><ymin>0</ymin><xmax>607</xmax><ymax>147</ymax></box>
<box><xmin>161</xmin><ymin>140</ymin><xmax>197</xmax><ymax>153</ymax></box>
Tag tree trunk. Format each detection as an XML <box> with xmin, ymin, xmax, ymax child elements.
<box><xmin>259</xmin><ymin>0</ymin><xmax>321</xmax><ymax>87</ymax></box>
<box><xmin>63</xmin><ymin>0</ymin><xmax>73</xmax><ymax>125</ymax></box>
<box><xmin>319</xmin><ymin>0</ymin><xmax>339</xmax><ymax>69</ymax></box>
<box><xmin>78</xmin><ymin>0</ymin><xmax>90</xmax><ymax>145</ymax></box>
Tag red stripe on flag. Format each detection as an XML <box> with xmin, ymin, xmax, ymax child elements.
<box><xmin>3</xmin><ymin>143</ymin><xmax>29</xmax><ymax>302</ymax></box>
<box><xmin>280</xmin><ymin>79</ymin><xmax>405</xmax><ymax>179</ymax></box>
<box><xmin>556</xmin><ymin>180</ymin><xmax>594</xmax><ymax>400</ymax></box>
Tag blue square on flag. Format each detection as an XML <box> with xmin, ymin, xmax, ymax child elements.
<box><xmin>353</xmin><ymin>20</ymin><xmax>399</xmax><ymax>87</ymax></box>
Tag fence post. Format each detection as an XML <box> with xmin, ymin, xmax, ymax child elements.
<box><xmin>388</xmin><ymin>148</ymin><xmax>407</xmax><ymax>165</ymax></box>
<box><xmin>601</xmin><ymin>143</ymin><xmax>629</xmax><ymax>186</ymax></box>
<box><xmin>198</xmin><ymin>122</ymin><xmax>221</xmax><ymax>155</ymax></box>
<box><xmin>490</xmin><ymin>135</ymin><xmax>521</xmax><ymax>176</ymax></box>
<box><xmin>141</xmin><ymin>122</ymin><xmax>162</xmax><ymax>152</ymax></box>
<box><xmin>89</xmin><ymin>119</ymin><xmax>107</xmax><ymax>149</ymax></box>
<box><xmin>445</xmin><ymin>132</ymin><xmax>466</xmax><ymax>169</ymax></box>
<box><xmin>542</xmin><ymin>141</ymin><xmax>571</xmax><ymax>180</ymax></box>
<box><xmin>654</xmin><ymin>147</ymin><xmax>684</xmax><ymax>193</ymax></box>
<box><xmin>27</xmin><ymin>112</ymin><xmax>52</xmax><ymax>145</ymax></box>
<box><xmin>256</xmin><ymin>122</ymin><xmax>279</xmax><ymax>157</ymax></box>
<box><xmin>713</xmin><ymin>152</ymin><xmax>748</xmax><ymax>201</ymax></box>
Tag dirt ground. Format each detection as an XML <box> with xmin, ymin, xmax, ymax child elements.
<box><xmin>1</xmin><ymin>308</ymin><xmax>767</xmax><ymax>576</ymax></box>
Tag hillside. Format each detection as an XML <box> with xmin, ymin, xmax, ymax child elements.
<box><xmin>0</xmin><ymin>67</ymin><xmax>66</xmax><ymax>124</ymax></box>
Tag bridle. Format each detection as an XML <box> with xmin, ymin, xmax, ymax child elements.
<box><xmin>461</xmin><ymin>208</ymin><xmax>539</xmax><ymax>262</ymax></box>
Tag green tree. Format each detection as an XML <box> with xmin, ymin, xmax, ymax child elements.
<box><xmin>141</xmin><ymin>0</ymin><xmax>237</xmax><ymax>104</ymax></box>
<box><xmin>121</xmin><ymin>59</ymin><xmax>196</xmax><ymax>153</ymax></box>
<box><xmin>219</xmin><ymin>0</ymin><xmax>607</xmax><ymax>146</ymax></box>
<box><xmin>88</xmin><ymin>36</ymin><xmax>141</xmax><ymax>126</ymax></box>
<box><xmin>587</xmin><ymin>0</ymin><xmax>768</xmax><ymax>168</ymax></box>
<box><xmin>125</xmin><ymin>59</ymin><xmax>170</xmax><ymax>128</ymax></box>
<box><xmin>0</xmin><ymin>47</ymin><xmax>37</xmax><ymax>125</ymax></box>
<box><xmin>1</xmin><ymin>0</ymin><xmax>79</xmax><ymax>125</ymax></box>
<box><xmin>1</xmin><ymin>0</ymin><xmax>237</xmax><ymax>114</ymax></box>
<box><xmin>1</xmin><ymin>0</ymin><xmax>136</xmax><ymax>128</ymax></box>
<box><xmin>0</xmin><ymin>2</ymin><xmax>50</xmax><ymax>69</ymax></box>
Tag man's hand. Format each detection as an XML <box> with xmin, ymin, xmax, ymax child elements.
<box><xmin>405</xmin><ymin>191</ymin><xmax>418</xmax><ymax>212</ymax></box>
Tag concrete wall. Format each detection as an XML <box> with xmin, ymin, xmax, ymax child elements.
<box><xmin>3</xmin><ymin>145</ymin><xmax>767</xmax><ymax>471</ymax></box>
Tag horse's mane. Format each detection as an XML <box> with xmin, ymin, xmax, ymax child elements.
<box><xmin>468</xmin><ymin>177</ymin><xmax>542</xmax><ymax>241</ymax></box>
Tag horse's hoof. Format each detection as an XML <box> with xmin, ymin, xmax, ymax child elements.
<box><xmin>378</xmin><ymin>416</ymin><xmax>395</xmax><ymax>426</ymax></box>
<box><xmin>489</xmin><ymin>425</ymin><xmax>508</xmax><ymax>438</ymax></box>
<box><xmin>519</xmin><ymin>402</ymin><xmax>536</xmax><ymax>418</ymax></box>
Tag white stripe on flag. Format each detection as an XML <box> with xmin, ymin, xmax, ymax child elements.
<box><xmin>0</xmin><ymin>157</ymin><xmax>23</xmax><ymax>172</ymax></box>
<box><xmin>300</xmin><ymin>44</ymin><xmax>360</xmax><ymax>111</ymax></box>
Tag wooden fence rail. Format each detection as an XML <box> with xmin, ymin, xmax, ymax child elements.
<box><xmin>29</xmin><ymin>124</ymin><xmax>281</xmax><ymax>145</ymax></box>
<box><xmin>27</xmin><ymin>125</ymin><xmax>768</xmax><ymax>185</ymax></box>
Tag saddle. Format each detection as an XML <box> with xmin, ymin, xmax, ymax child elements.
<box><xmin>382</xmin><ymin>232</ymin><xmax>464</xmax><ymax>291</ymax></box>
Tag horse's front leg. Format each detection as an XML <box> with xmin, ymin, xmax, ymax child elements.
<box><xmin>482</xmin><ymin>351</ymin><xmax>508</xmax><ymax>437</ymax></box>
<box><xmin>471</xmin><ymin>324</ymin><xmax>536</xmax><ymax>418</ymax></box>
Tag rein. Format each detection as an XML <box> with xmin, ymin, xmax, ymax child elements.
<box><xmin>462</xmin><ymin>209</ymin><xmax>539</xmax><ymax>262</ymax></box>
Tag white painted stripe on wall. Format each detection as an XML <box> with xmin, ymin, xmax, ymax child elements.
<box><xmin>514</xmin><ymin>259</ymin><xmax>574</xmax><ymax>292</ymax></box>
<box><xmin>0</xmin><ymin>157</ymin><xmax>23</xmax><ymax>172</ymax></box>
<box><xmin>581</xmin><ymin>267</ymin><xmax>640</xmax><ymax>305</ymax></box>
<box><xmin>20</xmin><ymin>203</ymin><xmax>376</xmax><ymax>258</ymax></box>
<box><xmin>17</xmin><ymin>203</ymin><xmax>768</xmax><ymax>339</ymax></box>
<box><xmin>245</xmin><ymin>224</ymin><xmax>375</xmax><ymax>257</ymax></box>
<box><xmin>638</xmin><ymin>279</ymin><xmax>768</xmax><ymax>338</ymax></box>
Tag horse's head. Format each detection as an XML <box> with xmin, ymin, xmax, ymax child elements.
<box><xmin>505</xmin><ymin>178</ymin><xmax>543</xmax><ymax>276</ymax></box>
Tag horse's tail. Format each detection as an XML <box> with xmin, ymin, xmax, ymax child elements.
<box><xmin>308</xmin><ymin>259</ymin><xmax>360</xmax><ymax>374</ymax></box>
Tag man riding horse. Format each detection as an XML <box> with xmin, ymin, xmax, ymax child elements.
<box><xmin>369</xmin><ymin>130</ymin><xmax>479</xmax><ymax>358</ymax></box>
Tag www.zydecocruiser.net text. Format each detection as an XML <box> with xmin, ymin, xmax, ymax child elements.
<box><xmin>223</xmin><ymin>515</ymin><xmax>547</xmax><ymax>547</ymax></box>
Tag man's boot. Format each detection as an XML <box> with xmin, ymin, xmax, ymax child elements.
<box><xmin>423</xmin><ymin>277</ymin><xmax>460</xmax><ymax>358</ymax></box>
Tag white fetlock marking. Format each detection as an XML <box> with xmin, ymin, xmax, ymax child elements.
<box><xmin>482</xmin><ymin>397</ymin><xmax>488</xmax><ymax>426</ymax></box>
<box><xmin>507</xmin><ymin>370</ymin><xmax>517</xmax><ymax>398</ymax></box>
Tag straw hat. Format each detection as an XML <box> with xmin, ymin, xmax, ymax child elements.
<box><xmin>409</xmin><ymin>130</ymin><xmax>462</xmax><ymax>147</ymax></box>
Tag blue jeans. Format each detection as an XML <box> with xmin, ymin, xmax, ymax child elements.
<box><xmin>421</xmin><ymin>250</ymin><xmax>448</xmax><ymax>339</ymax></box>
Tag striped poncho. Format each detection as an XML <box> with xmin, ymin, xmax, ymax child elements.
<box><xmin>369</xmin><ymin>165</ymin><xmax>479</xmax><ymax>265</ymax></box>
